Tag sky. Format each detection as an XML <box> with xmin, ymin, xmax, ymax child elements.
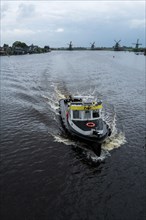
<box><xmin>1</xmin><ymin>0</ymin><xmax>146</xmax><ymax>48</ymax></box>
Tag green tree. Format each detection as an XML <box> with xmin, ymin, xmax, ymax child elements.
<box><xmin>12</xmin><ymin>41</ymin><xmax>28</xmax><ymax>48</ymax></box>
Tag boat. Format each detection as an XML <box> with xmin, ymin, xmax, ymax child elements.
<box><xmin>59</xmin><ymin>95</ymin><xmax>111</xmax><ymax>155</ymax></box>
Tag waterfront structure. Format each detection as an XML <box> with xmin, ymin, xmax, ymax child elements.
<box><xmin>132</xmin><ymin>39</ymin><xmax>142</xmax><ymax>52</ymax></box>
<box><xmin>0</xmin><ymin>41</ymin><xmax>51</xmax><ymax>56</ymax></box>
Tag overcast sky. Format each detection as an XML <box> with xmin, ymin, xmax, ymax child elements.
<box><xmin>1</xmin><ymin>0</ymin><xmax>145</xmax><ymax>48</ymax></box>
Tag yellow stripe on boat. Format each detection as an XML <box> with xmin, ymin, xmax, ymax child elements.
<box><xmin>69</xmin><ymin>104</ymin><xmax>102</xmax><ymax>110</ymax></box>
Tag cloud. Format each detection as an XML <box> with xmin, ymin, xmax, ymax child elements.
<box><xmin>55</xmin><ymin>28</ymin><xmax>64</xmax><ymax>33</ymax></box>
<box><xmin>129</xmin><ymin>19</ymin><xmax>146</xmax><ymax>29</ymax></box>
<box><xmin>17</xmin><ymin>3</ymin><xmax>36</xmax><ymax>19</ymax></box>
<box><xmin>1</xmin><ymin>0</ymin><xmax>145</xmax><ymax>47</ymax></box>
<box><xmin>1</xmin><ymin>28</ymin><xmax>36</xmax><ymax>44</ymax></box>
<box><xmin>6</xmin><ymin>28</ymin><xmax>35</xmax><ymax>35</ymax></box>
<box><xmin>1</xmin><ymin>3</ymin><xmax>9</xmax><ymax>18</ymax></box>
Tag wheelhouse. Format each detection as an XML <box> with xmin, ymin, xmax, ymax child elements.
<box><xmin>68</xmin><ymin>101</ymin><xmax>102</xmax><ymax>121</ymax></box>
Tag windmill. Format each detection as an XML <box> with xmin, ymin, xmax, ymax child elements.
<box><xmin>132</xmin><ymin>39</ymin><xmax>142</xmax><ymax>51</ymax></box>
<box><xmin>90</xmin><ymin>42</ymin><xmax>95</xmax><ymax>50</ymax></box>
<box><xmin>114</xmin><ymin>40</ymin><xmax>121</xmax><ymax>51</ymax></box>
<box><xmin>68</xmin><ymin>41</ymin><xmax>73</xmax><ymax>50</ymax></box>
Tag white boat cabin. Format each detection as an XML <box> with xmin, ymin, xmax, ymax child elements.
<box><xmin>68</xmin><ymin>100</ymin><xmax>102</xmax><ymax>121</ymax></box>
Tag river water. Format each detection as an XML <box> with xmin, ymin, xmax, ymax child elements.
<box><xmin>0</xmin><ymin>51</ymin><xmax>145</xmax><ymax>220</ymax></box>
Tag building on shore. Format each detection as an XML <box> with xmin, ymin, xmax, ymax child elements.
<box><xmin>0</xmin><ymin>41</ymin><xmax>51</xmax><ymax>56</ymax></box>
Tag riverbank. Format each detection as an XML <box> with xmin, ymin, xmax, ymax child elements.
<box><xmin>1</xmin><ymin>41</ymin><xmax>146</xmax><ymax>56</ymax></box>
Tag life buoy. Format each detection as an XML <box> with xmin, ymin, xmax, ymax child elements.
<box><xmin>86</xmin><ymin>122</ymin><xmax>96</xmax><ymax>128</ymax></box>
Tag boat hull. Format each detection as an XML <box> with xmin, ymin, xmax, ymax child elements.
<box><xmin>59</xmin><ymin>99</ymin><xmax>111</xmax><ymax>144</ymax></box>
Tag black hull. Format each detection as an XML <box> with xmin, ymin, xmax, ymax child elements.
<box><xmin>59</xmin><ymin>112</ymin><xmax>102</xmax><ymax>156</ymax></box>
<box><xmin>67</xmin><ymin>123</ymin><xmax>109</xmax><ymax>143</ymax></box>
<box><xmin>59</xmin><ymin>99</ymin><xmax>111</xmax><ymax>144</ymax></box>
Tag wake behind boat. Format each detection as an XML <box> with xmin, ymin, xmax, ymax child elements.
<box><xmin>59</xmin><ymin>95</ymin><xmax>111</xmax><ymax>155</ymax></box>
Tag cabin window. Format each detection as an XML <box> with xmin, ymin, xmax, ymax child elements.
<box><xmin>73</xmin><ymin>110</ymin><xmax>79</xmax><ymax>119</ymax></box>
<box><xmin>72</xmin><ymin>110</ymin><xmax>83</xmax><ymax>119</ymax></box>
<box><xmin>84</xmin><ymin>110</ymin><xmax>91</xmax><ymax>119</ymax></box>
<box><xmin>93</xmin><ymin>110</ymin><xmax>99</xmax><ymax>118</ymax></box>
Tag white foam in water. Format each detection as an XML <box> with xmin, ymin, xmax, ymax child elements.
<box><xmin>49</xmin><ymin>131</ymin><xmax>109</xmax><ymax>163</ymax></box>
<box><xmin>42</xmin><ymin>83</ymin><xmax>68</xmax><ymax>116</ymax></box>
<box><xmin>48</xmin><ymin>131</ymin><xmax>126</xmax><ymax>163</ymax></box>
<box><xmin>42</xmin><ymin>93</ymin><xmax>60</xmax><ymax>115</ymax></box>
<box><xmin>53</xmin><ymin>134</ymin><xmax>76</xmax><ymax>146</ymax></box>
<box><xmin>48</xmin><ymin>129</ymin><xmax>76</xmax><ymax>146</ymax></box>
<box><xmin>87</xmin><ymin>149</ymin><xmax>111</xmax><ymax>163</ymax></box>
<box><xmin>102</xmin><ymin>132</ymin><xmax>126</xmax><ymax>151</ymax></box>
<box><xmin>54</xmin><ymin>87</ymin><xmax>66</xmax><ymax>99</ymax></box>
